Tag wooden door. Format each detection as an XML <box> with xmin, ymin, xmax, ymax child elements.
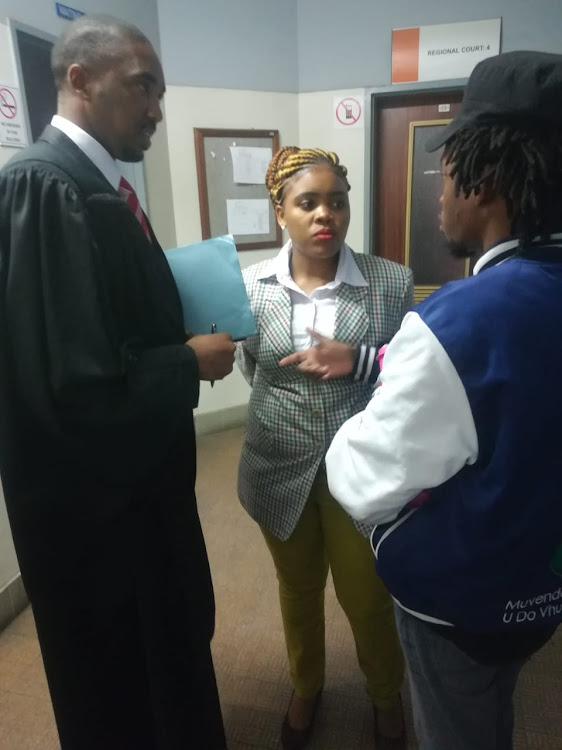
<box><xmin>373</xmin><ymin>90</ymin><xmax>467</xmax><ymax>303</ymax></box>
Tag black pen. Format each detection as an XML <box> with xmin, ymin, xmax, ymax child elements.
<box><xmin>210</xmin><ymin>323</ymin><xmax>217</xmax><ymax>388</ymax></box>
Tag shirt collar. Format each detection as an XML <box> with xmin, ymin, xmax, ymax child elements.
<box><xmin>473</xmin><ymin>232</ymin><xmax>562</xmax><ymax>276</ymax></box>
<box><xmin>51</xmin><ymin>115</ymin><xmax>122</xmax><ymax>191</ymax></box>
<box><xmin>256</xmin><ymin>239</ymin><xmax>368</xmax><ymax>288</ymax></box>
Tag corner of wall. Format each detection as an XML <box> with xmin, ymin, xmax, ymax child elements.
<box><xmin>0</xmin><ymin>575</ymin><xmax>28</xmax><ymax>633</ymax></box>
<box><xmin>194</xmin><ymin>403</ymin><xmax>248</xmax><ymax>437</ymax></box>
<box><xmin>143</xmin><ymin>102</ymin><xmax>177</xmax><ymax>251</ymax></box>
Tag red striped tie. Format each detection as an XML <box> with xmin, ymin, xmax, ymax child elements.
<box><xmin>118</xmin><ymin>176</ymin><xmax>151</xmax><ymax>241</ymax></box>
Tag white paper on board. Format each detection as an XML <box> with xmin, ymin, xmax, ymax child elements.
<box><xmin>230</xmin><ymin>146</ymin><xmax>272</xmax><ymax>184</ymax></box>
<box><xmin>227</xmin><ymin>199</ymin><xmax>270</xmax><ymax>235</ymax></box>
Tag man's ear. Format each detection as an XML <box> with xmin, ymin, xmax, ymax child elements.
<box><xmin>474</xmin><ymin>179</ymin><xmax>497</xmax><ymax>207</ymax></box>
<box><xmin>67</xmin><ymin>64</ymin><xmax>92</xmax><ymax>100</ymax></box>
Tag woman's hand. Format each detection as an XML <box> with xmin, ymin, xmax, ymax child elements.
<box><xmin>279</xmin><ymin>329</ymin><xmax>355</xmax><ymax>380</ymax></box>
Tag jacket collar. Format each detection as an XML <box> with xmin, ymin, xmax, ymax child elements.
<box><xmin>257</xmin><ymin>239</ymin><xmax>368</xmax><ymax>291</ymax></box>
<box><xmin>474</xmin><ymin>233</ymin><xmax>562</xmax><ymax>276</ymax></box>
<box><xmin>473</xmin><ymin>239</ymin><xmax>520</xmax><ymax>276</ymax></box>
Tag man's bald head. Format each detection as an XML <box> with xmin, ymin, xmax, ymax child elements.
<box><xmin>51</xmin><ymin>15</ymin><xmax>151</xmax><ymax>91</ymax></box>
<box><xmin>51</xmin><ymin>15</ymin><xmax>165</xmax><ymax>162</ymax></box>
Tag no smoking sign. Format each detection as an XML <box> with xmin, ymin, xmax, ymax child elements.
<box><xmin>333</xmin><ymin>96</ymin><xmax>364</xmax><ymax>130</ymax></box>
<box><xmin>0</xmin><ymin>84</ymin><xmax>27</xmax><ymax>148</ymax></box>
<box><xmin>0</xmin><ymin>88</ymin><xmax>17</xmax><ymax>119</ymax></box>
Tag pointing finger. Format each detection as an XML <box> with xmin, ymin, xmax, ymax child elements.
<box><xmin>279</xmin><ymin>352</ymin><xmax>302</xmax><ymax>367</ymax></box>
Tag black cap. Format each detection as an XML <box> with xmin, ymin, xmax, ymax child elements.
<box><xmin>425</xmin><ymin>50</ymin><xmax>562</xmax><ymax>152</ymax></box>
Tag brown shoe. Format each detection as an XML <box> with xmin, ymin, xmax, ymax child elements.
<box><xmin>373</xmin><ymin>696</ymin><xmax>406</xmax><ymax>750</ymax></box>
<box><xmin>281</xmin><ymin>691</ymin><xmax>322</xmax><ymax>750</ymax></box>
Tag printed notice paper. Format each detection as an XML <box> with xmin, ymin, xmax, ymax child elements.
<box><xmin>230</xmin><ymin>146</ymin><xmax>272</xmax><ymax>184</ymax></box>
<box><xmin>165</xmin><ymin>235</ymin><xmax>256</xmax><ymax>341</ymax></box>
<box><xmin>227</xmin><ymin>198</ymin><xmax>270</xmax><ymax>236</ymax></box>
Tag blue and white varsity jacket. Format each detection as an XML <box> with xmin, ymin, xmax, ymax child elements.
<box><xmin>326</xmin><ymin>238</ymin><xmax>562</xmax><ymax>633</ymax></box>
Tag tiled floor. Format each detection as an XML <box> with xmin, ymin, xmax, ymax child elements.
<box><xmin>0</xmin><ymin>427</ymin><xmax>561</xmax><ymax>749</ymax></box>
<box><xmin>0</xmin><ymin>607</ymin><xmax>59</xmax><ymax>749</ymax></box>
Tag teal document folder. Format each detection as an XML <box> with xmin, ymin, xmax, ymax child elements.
<box><xmin>165</xmin><ymin>235</ymin><xmax>257</xmax><ymax>341</ymax></box>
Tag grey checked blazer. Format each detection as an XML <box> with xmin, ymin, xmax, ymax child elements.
<box><xmin>236</xmin><ymin>246</ymin><xmax>414</xmax><ymax>540</ymax></box>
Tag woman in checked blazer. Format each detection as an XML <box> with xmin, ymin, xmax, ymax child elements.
<box><xmin>235</xmin><ymin>147</ymin><xmax>413</xmax><ymax>750</ymax></box>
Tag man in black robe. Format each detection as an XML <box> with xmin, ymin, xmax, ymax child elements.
<box><xmin>0</xmin><ymin>15</ymin><xmax>235</xmax><ymax>749</ymax></box>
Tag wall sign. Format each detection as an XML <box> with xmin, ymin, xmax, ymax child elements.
<box><xmin>55</xmin><ymin>3</ymin><xmax>85</xmax><ymax>21</ymax></box>
<box><xmin>392</xmin><ymin>18</ymin><xmax>501</xmax><ymax>84</ymax></box>
<box><xmin>333</xmin><ymin>96</ymin><xmax>364</xmax><ymax>130</ymax></box>
<box><xmin>0</xmin><ymin>84</ymin><xmax>27</xmax><ymax>148</ymax></box>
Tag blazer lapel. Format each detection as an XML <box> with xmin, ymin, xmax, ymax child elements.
<box><xmin>260</xmin><ymin>281</ymin><xmax>294</xmax><ymax>360</ymax></box>
<box><xmin>334</xmin><ymin>283</ymin><xmax>369</xmax><ymax>344</ymax></box>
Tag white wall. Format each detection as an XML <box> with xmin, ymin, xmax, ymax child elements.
<box><xmin>298</xmin><ymin>89</ymin><xmax>366</xmax><ymax>254</ymax></box>
<box><xmin>163</xmin><ymin>85</ymin><xmax>299</xmax><ymax>416</ymax></box>
<box><xmin>0</xmin><ymin>21</ymin><xmax>18</xmax><ymax>170</ymax></box>
<box><xmin>0</xmin><ymin>483</ymin><xmax>18</xmax><ymax>594</ymax></box>
<box><xmin>0</xmin><ymin>21</ymin><xmax>20</xmax><ymax>593</ymax></box>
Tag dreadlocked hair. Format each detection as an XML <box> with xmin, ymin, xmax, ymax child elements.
<box><xmin>265</xmin><ymin>147</ymin><xmax>350</xmax><ymax>206</ymax></box>
<box><xmin>443</xmin><ymin>122</ymin><xmax>562</xmax><ymax>244</ymax></box>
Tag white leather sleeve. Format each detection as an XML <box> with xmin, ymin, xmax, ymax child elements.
<box><xmin>326</xmin><ymin>311</ymin><xmax>479</xmax><ymax>525</ymax></box>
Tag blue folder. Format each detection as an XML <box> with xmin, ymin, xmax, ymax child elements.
<box><xmin>165</xmin><ymin>234</ymin><xmax>257</xmax><ymax>341</ymax></box>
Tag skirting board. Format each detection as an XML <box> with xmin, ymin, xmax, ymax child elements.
<box><xmin>0</xmin><ymin>574</ymin><xmax>29</xmax><ymax>632</ymax></box>
<box><xmin>194</xmin><ymin>404</ymin><xmax>248</xmax><ymax>436</ymax></box>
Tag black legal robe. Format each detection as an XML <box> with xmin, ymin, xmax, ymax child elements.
<box><xmin>0</xmin><ymin>126</ymin><xmax>226</xmax><ymax>749</ymax></box>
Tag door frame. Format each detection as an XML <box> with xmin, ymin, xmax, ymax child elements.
<box><xmin>363</xmin><ymin>79</ymin><xmax>467</xmax><ymax>255</ymax></box>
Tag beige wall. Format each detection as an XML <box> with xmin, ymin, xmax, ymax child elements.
<box><xmin>0</xmin><ymin>22</ymin><xmax>19</xmax><ymax>171</ymax></box>
<box><xmin>163</xmin><ymin>85</ymin><xmax>299</xmax><ymax>416</ymax></box>
<box><xmin>162</xmin><ymin>86</ymin><xmax>369</xmax><ymax>419</ymax></box>
<box><xmin>0</xmin><ymin>482</ymin><xmax>18</xmax><ymax>595</ymax></box>
<box><xmin>0</xmin><ymin>22</ymin><xmax>21</xmax><ymax>591</ymax></box>
<box><xmin>144</xmin><ymin>98</ymin><xmax>177</xmax><ymax>251</ymax></box>
<box><xmin>298</xmin><ymin>89</ymin><xmax>367</xmax><ymax>254</ymax></box>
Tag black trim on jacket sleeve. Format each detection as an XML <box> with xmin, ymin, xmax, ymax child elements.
<box><xmin>350</xmin><ymin>344</ymin><xmax>384</xmax><ymax>384</ymax></box>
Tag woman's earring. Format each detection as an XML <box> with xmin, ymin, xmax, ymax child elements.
<box><xmin>280</xmin><ymin>225</ymin><xmax>286</xmax><ymax>230</ymax></box>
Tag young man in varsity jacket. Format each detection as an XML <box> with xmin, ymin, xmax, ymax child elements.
<box><xmin>325</xmin><ymin>51</ymin><xmax>562</xmax><ymax>750</ymax></box>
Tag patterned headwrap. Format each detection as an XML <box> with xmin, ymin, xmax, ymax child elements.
<box><xmin>265</xmin><ymin>147</ymin><xmax>350</xmax><ymax>206</ymax></box>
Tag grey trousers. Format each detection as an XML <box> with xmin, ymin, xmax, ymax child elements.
<box><xmin>395</xmin><ymin>605</ymin><xmax>525</xmax><ymax>750</ymax></box>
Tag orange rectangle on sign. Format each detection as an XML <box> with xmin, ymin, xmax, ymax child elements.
<box><xmin>392</xmin><ymin>27</ymin><xmax>420</xmax><ymax>84</ymax></box>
